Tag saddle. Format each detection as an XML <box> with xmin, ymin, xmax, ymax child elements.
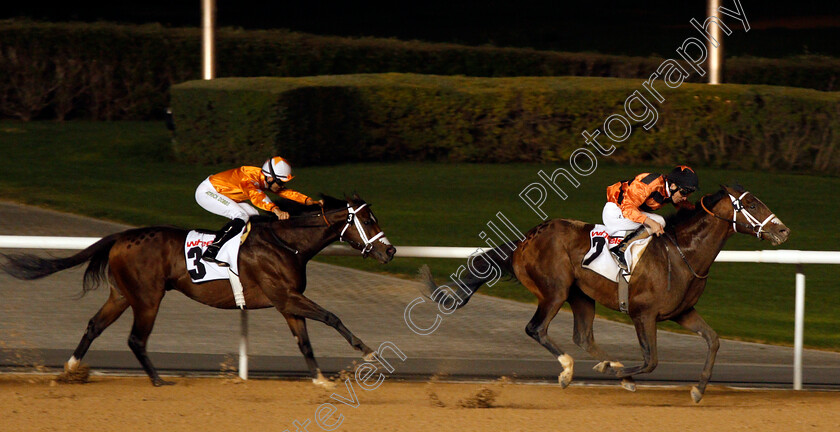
<box><xmin>581</xmin><ymin>224</ymin><xmax>653</xmax><ymax>313</ymax></box>
<box><xmin>184</xmin><ymin>223</ymin><xmax>251</xmax><ymax>308</ymax></box>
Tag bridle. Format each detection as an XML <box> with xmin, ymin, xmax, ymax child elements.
<box><xmin>664</xmin><ymin>189</ymin><xmax>776</xmax><ymax>284</ymax></box>
<box><xmin>339</xmin><ymin>203</ymin><xmax>389</xmax><ymax>256</ymax></box>
<box><xmin>700</xmin><ymin>191</ymin><xmax>776</xmax><ymax>239</ymax></box>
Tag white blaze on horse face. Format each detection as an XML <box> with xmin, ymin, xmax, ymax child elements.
<box><xmin>770</xmin><ymin>217</ymin><xmax>783</xmax><ymax>226</ymax></box>
<box><xmin>378</xmin><ymin>235</ymin><xmax>391</xmax><ymax>245</ymax></box>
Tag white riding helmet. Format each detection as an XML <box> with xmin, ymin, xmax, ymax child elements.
<box><xmin>261</xmin><ymin>157</ymin><xmax>294</xmax><ymax>183</ymax></box>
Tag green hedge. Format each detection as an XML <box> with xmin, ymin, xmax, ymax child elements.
<box><xmin>171</xmin><ymin>74</ymin><xmax>840</xmax><ymax>174</ymax></box>
<box><xmin>1</xmin><ymin>21</ymin><xmax>838</xmax><ymax>121</ymax></box>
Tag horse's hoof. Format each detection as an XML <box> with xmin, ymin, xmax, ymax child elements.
<box><xmin>620</xmin><ymin>378</ymin><xmax>636</xmax><ymax>392</ymax></box>
<box><xmin>313</xmin><ymin>377</ymin><xmax>336</xmax><ymax>389</ymax></box>
<box><xmin>593</xmin><ymin>361</ymin><xmax>624</xmax><ymax>374</ymax></box>
<box><xmin>152</xmin><ymin>378</ymin><xmax>175</xmax><ymax>387</ymax></box>
<box><xmin>690</xmin><ymin>386</ymin><xmax>704</xmax><ymax>403</ymax></box>
<box><xmin>593</xmin><ymin>361</ymin><xmax>608</xmax><ymax>373</ymax></box>
<box><xmin>363</xmin><ymin>351</ymin><xmax>377</xmax><ymax>362</ymax></box>
<box><xmin>557</xmin><ymin>354</ymin><xmax>574</xmax><ymax>389</ymax></box>
<box><xmin>558</xmin><ymin>373</ymin><xmax>573</xmax><ymax>389</ymax></box>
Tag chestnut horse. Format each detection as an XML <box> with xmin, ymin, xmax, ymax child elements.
<box><xmin>2</xmin><ymin>195</ymin><xmax>396</xmax><ymax>386</ymax></box>
<box><xmin>421</xmin><ymin>185</ymin><xmax>789</xmax><ymax>402</ymax></box>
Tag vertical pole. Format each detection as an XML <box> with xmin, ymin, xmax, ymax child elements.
<box><xmin>239</xmin><ymin>308</ymin><xmax>249</xmax><ymax>380</ymax></box>
<box><xmin>202</xmin><ymin>0</ymin><xmax>217</xmax><ymax>80</ymax></box>
<box><xmin>707</xmin><ymin>0</ymin><xmax>723</xmax><ymax>84</ymax></box>
<box><xmin>793</xmin><ymin>264</ymin><xmax>805</xmax><ymax>390</ymax></box>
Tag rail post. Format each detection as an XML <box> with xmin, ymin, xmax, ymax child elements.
<box><xmin>794</xmin><ymin>264</ymin><xmax>805</xmax><ymax>390</ymax></box>
<box><xmin>239</xmin><ymin>308</ymin><xmax>249</xmax><ymax>380</ymax></box>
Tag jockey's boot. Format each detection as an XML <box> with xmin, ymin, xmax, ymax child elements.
<box><xmin>609</xmin><ymin>226</ymin><xmax>650</xmax><ymax>272</ymax></box>
<box><xmin>202</xmin><ymin>218</ymin><xmax>247</xmax><ymax>267</ymax></box>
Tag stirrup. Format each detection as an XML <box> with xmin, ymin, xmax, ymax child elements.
<box><xmin>610</xmin><ymin>247</ymin><xmax>629</xmax><ymax>271</ymax></box>
<box><xmin>202</xmin><ymin>254</ymin><xmax>229</xmax><ymax>267</ymax></box>
<box><xmin>201</xmin><ymin>245</ymin><xmax>229</xmax><ymax>267</ymax></box>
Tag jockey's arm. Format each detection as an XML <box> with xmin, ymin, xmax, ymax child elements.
<box><xmin>245</xmin><ymin>186</ymin><xmax>278</xmax><ymax>213</ymax></box>
<box><xmin>618</xmin><ymin>181</ymin><xmax>653</xmax><ymax>224</ymax></box>
<box><xmin>277</xmin><ymin>189</ymin><xmax>314</xmax><ymax>205</ymax></box>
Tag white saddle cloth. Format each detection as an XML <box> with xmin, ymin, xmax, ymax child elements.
<box><xmin>184</xmin><ymin>230</ymin><xmax>243</xmax><ymax>282</ymax></box>
<box><xmin>581</xmin><ymin>224</ymin><xmax>652</xmax><ymax>283</ymax></box>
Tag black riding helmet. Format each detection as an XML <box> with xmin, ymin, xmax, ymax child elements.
<box><xmin>666</xmin><ymin>165</ymin><xmax>699</xmax><ymax>193</ymax></box>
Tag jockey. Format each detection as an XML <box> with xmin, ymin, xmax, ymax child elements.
<box><xmin>195</xmin><ymin>156</ymin><xmax>322</xmax><ymax>266</ymax></box>
<box><xmin>603</xmin><ymin>165</ymin><xmax>699</xmax><ymax>271</ymax></box>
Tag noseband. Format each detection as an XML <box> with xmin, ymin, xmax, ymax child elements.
<box><xmin>700</xmin><ymin>191</ymin><xmax>776</xmax><ymax>239</ymax></box>
<box><xmin>339</xmin><ymin>203</ymin><xmax>389</xmax><ymax>256</ymax></box>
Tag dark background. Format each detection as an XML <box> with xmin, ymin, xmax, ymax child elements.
<box><xmin>4</xmin><ymin>1</ymin><xmax>840</xmax><ymax>56</ymax></box>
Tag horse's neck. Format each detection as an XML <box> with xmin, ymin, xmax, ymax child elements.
<box><xmin>264</xmin><ymin>211</ymin><xmax>345</xmax><ymax>259</ymax></box>
<box><xmin>675</xmin><ymin>206</ymin><xmax>733</xmax><ymax>272</ymax></box>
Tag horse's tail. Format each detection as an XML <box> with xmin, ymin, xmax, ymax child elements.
<box><xmin>418</xmin><ymin>241</ymin><xmax>518</xmax><ymax>310</ymax></box>
<box><xmin>1</xmin><ymin>233</ymin><xmax>120</xmax><ymax>295</ymax></box>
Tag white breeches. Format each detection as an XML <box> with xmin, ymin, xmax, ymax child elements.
<box><xmin>602</xmin><ymin>202</ymin><xmax>666</xmax><ymax>237</ymax></box>
<box><xmin>195</xmin><ymin>177</ymin><xmax>259</xmax><ymax>221</ymax></box>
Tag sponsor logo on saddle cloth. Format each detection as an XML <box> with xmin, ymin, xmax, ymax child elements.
<box><xmin>581</xmin><ymin>224</ymin><xmax>653</xmax><ymax>283</ymax></box>
<box><xmin>184</xmin><ymin>228</ymin><xmax>247</xmax><ymax>308</ymax></box>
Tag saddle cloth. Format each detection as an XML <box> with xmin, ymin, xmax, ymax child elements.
<box><xmin>581</xmin><ymin>224</ymin><xmax>653</xmax><ymax>283</ymax></box>
<box><xmin>184</xmin><ymin>230</ymin><xmax>243</xmax><ymax>283</ymax></box>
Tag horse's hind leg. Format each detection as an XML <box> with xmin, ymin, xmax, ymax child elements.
<box><xmin>282</xmin><ymin>313</ymin><xmax>334</xmax><ymax>388</ymax></box>
<box><xmin>567</xmin><ymin>290</ymin><xmax>636</xmax><ymax>391</ymax></box>
<box><xmin>66</xmin><ymin>286</ymin><xmax>129</xmax><ymax>372</ymax></box>
<box><xmin>672</xmin><ymin>308</ymin><xmax>719</xmax><ymax>403</ymax></box>
<box><xmin>126</xmin><ymin>296</ymin><xmax>172</xmax><ymax>386</ymax></box>
<box><xmin>525</xmin><ymin>297</ymin><xmax>574</xmax><ymax>388</ymax></box>
<box><xmin>282</xmin><ymin>293</ymin><xmax>374</xmax><ymax>359</ymax></box>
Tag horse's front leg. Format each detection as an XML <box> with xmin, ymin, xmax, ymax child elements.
<box><xmin>283</xmin><ymin>293</ymin><xmax>375</xmax><ymax>360</ymax></box>
<box><xmin>612</xmin><ymin>312</ymin><xmax>659</xmax><ymax>379</ymax></box>
<box><xmin>282</xmin><ymin>313</ymin><xmax>334</xmax><ymax>389</ymax></box>
<box><xmin>672</xmin><ymin>307</ymin><xmax>719</xmax><ymax>403</ymax></box>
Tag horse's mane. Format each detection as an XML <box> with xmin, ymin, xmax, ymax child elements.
<box><xmin>664</xmin><ymin>184</ymin><xmax>744</xmax><ymax>232</ymax></box>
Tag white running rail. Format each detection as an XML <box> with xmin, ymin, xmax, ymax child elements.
<box><xmin>2</xmin><ymin>236</ymin><xmax>838</xmax><ymax>389</ymax></box>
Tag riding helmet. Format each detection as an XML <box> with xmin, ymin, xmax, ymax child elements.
<box><xmin>666</xmin><ymin>165</ymin><xmax>699</xmax><ymax>192</ymax></box>
<box><xmin>261</xmin><ymin>157</ymin><xmax>294</xmax><ymax>183</ymax></box>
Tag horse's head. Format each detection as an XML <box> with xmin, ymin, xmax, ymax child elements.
<box><xmin>703</xmin><ymin>185</ymin><xmax>790</xmax><ymax>245</ymax></box>
<box><xmin>334</xmin><ymin>194</ymin><xmax>396</xmax><ymax>263</ymax></box>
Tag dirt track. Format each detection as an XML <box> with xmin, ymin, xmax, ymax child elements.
<box><xmin>1</xmin><ymin>374</ymin><xmax>838</xmax><ymax>432</ymax></box>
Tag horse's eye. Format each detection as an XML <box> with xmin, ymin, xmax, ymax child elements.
<box><xmin>749</xmin><ymin>204</ymin><xmax>756</xmax><ymax>210</ymax></box>
<box><xmin>363</xmin><ymin>220</ymin><xmax>371</xmax><ymax>225</ymax></box>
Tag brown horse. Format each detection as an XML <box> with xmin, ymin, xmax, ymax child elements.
<box><xmin>1</xmin><ymin>195</ymin><xmax>396</xmax><ymax>387</ymax></box>
<box><xmin>421</xmin><ymin>185</ymin><xmax>789</xmax><ymax>402</ymax></box>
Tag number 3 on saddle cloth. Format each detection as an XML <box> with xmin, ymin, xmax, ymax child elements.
<box><xmin>581</xmin><ymin>225</ymin><xmax>654</xmax><ymax>283</ymax></box>
<box><xmin>184</xmin><ymin>226</ymin><xmax>248</xmax><ymax>308</ymax></box>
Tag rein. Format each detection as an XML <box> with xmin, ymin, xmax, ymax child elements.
<box><xmin>663</xmin><ymin>233</ymin><xmax>709</xmax><ymax>280</ymax></box>
<box><xmin>266</xmin><ymin>202</ymin><xmax>389</xmax><ymax>257</ymax></box>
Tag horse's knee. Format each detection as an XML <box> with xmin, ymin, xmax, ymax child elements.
<box><xmin>127</xmin><ymin>334</ymin><xmax>145</xmax><ymax>352</ymax></box>
<box><xmin>525</xmin><ymin>323</ymin><xmax>541</xmax><ymax>340</ymax></box>
<box><xmin>572</xmin><ymin>331</ymin><xmax>591</xmax><ymax>349</ymax></box>
<box><xmin>324</xmin><ymin>313</ymin><xmax>341</xmax><ymax>328</ymax></box>
<box><xmin>708</xmin><ymin>333</ymin><xmax>720</xmax><ymax>352</ymax></box>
